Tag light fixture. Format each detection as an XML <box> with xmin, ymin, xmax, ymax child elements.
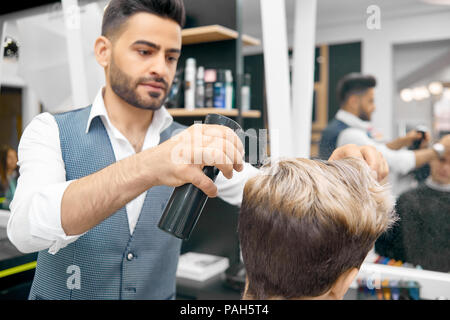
<box><xmin>428</xmin><ymin>81</ymin><xmax>443</xmax><ymax>95</ymax></box>
<box><xmin>413</xmin><ymin>86</ymin><xmax>430</xmax><ymax>101</ymax></box>
<box><xmin>400</xmin><ymin>88</ymin><xmax>414</xmax><ymax>102</ymax></box>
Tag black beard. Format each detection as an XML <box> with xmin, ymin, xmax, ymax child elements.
<box><xmin>358</xmin><ymin>102</ymin><xmax>371</xmax><ymax>121</ymax></box>
<box><xmin>359</xmin><ymin>111</ymin><xmax>370</xmax><ymax>121</ymax></box>
<box><xmin>109</xmin><ymin>57</ymin><xmax>169</xmax><ymax>111</ymax></box>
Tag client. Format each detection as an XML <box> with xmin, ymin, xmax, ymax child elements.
<box><xmin>238</xmin><ymin>158</ymin><xmax>396</xmax><ymax>300</ymax></box>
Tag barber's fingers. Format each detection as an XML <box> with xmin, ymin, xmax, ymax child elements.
<box><xmin>186</xmin><ymin>124</ymin><xmax>244</xmax><ymax>172</ymax></box>
<box><xmin>202</xmin><ymin>135</ymin><xmax>244</xmax><ymax>172</ymax></box>
<box><xmin>359</xmin><ymin>145</ymin><xmax>378</xmax><ymax>171</ymax></box>
<box><xmin>360</xmin><ymin>145</ymin><xmax>389</xmax><ymax>182</ymax></box>
<box><xmin>328</xmin><ymin>144</ymin><xmax>362</xmax><ymax>161</ymax></box>
<box><xmin>191</xmin><ymin>147</ymin><xmax>236</xmax><ymax>180</ymax></box>
<box><xmin>184</xmin><ymin>166</ymin><xmax>218</xmax><ymax>198</ymax></box>
<box><xmin>379</xmin><ymin>153</ymin><xmax>389</xmax><ymax>183</ymax></box>
<box><xmin>329</xmin><ymin>144</ymin><xmax>389</xmax><ymax>182</ymax></box>
<box><xmin>425</xmin><ymin>132</ymin><xmax>431</xmax><ymax>142</ymax></box>
<box><xmin>413</xmin><ymin>131</ymin><xmax>423</xmax><ymax>139</ymax></box>
<box><xmin>202</xmin><ymin>125</ymin><xmax>245</xmax><ymax>158</ymax></box>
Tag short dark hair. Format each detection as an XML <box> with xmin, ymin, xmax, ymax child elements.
<box><xmin>337</xmin><ymin>73</ymin><xmax>376</xmax><ymax>107</ymax></box>
<box><xmin>102</xmin><ymin>0</ymin><xmax>186</xmax><ymax>39</ymax></box>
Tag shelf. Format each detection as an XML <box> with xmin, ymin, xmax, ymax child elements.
<box><xmin>168</xmin><ymin>108</ymin><xmax>261</xmax><ymax>118</ymax></box>
<box><xmin>182</xmin><ymin>25</ymin><xmax>261</xmax><ymax>46</ymax></box>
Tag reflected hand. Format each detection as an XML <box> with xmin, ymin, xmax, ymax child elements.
<box><xmin>405</xmin><ymin>130</ymin><xmax>430</xmax><ymax>149</ymax></box>
<box><xmin>439</xmin><ymin>134</ymin><xmax>450</xmax><ymax>155</ymax></box>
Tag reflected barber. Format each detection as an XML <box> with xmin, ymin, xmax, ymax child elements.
<box><xmin>8</xmin><ymin>0</ymin><xmax>389</xmax><ymax>300</ymax></box>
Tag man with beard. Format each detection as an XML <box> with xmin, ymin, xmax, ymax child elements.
<box><xmin>8</xmin><ymin>1</ymin><xmax>390</xmax><ymax>300</ymax></box>
<box><xmin>319</xmin><ymin>73</ymin><xmax>450</xmax><ymax>179</ymax></box>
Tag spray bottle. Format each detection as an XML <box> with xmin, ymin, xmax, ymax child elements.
<box><xmin>158</xmin><ymin>114</ymin><xmax>244</xmax><ymax>240</ymax></box>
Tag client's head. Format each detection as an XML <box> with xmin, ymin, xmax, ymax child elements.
<box><xmin>238</xmin><ymin>158</ymin><xmax>396</xmax><ymax>300</ymax></box>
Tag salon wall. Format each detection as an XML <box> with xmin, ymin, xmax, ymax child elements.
<box><xmin>242</xmin><ymin>0</ymin><xmax>450</xmax><ymax>141</ymax></box>
<box><xmin>314</xmin><ymin>8</ymin><xmax>450</xmax><ymax>141</ymax></box>
<box><xmin>393</xmin><ymin>40</ymin><xmax>450</xmax><ymax>137</ymax></box>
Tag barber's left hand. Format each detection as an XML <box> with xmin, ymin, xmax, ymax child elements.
<box><xmin>328</xmin><ymin>144</ymin><xmax>389</xmax><ymax>182</ymax></box>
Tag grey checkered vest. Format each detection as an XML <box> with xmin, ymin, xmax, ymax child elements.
<box><xmin>28</xmin><ymin>105</ymin><xmax>185</xmax><ymax>300</ymax></box>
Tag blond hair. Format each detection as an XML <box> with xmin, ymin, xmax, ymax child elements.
<box><xmin>238</xmin><ymin>157</ymin><xmax>396</xmax><ymax>299</ymax></box>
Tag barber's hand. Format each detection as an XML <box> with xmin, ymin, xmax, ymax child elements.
<box><xmin>328</xmin><ymin>144</ymin><xmax>389</xmax><ymax>182</ymax></box>
<box><xmin>405</xmin><ymin>130</ymin><xmax>431</xmax><ymax>149</ymax></box>
<box><xmin>439</xmin><ymin>134</ymin><xmax>450</xmax><ymax>154</ymax></box>
<box><xmin>420</xmin><ymin>131</ymin><xmax>431</xmax><ymax>149</ymax></box>
<box><xmin>146</xmin><ymin>124</ymin><xmax>244</xmax><ymax>197</ymax></box>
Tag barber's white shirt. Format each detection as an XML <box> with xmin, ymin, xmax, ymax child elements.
<box><xmin>8</xmin><ymin>88</ymin><xmax>259</xmax><ymax>255</ymax></box>
<box><xmin>336</xmin><ymin>110</ymin><xmax>416</xmax><ymax>175</ymax></box>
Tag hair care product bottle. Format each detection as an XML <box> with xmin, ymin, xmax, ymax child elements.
<box><xmin>225</xmin><ymin>70</ymin><xmax>234</xmax><ymax>110</ymax></box>
<box><xmin>184</xmin><ymin>58</ymin><xmax>196</xmax><ymax>110</ymax></box>
<box><xmin>204</xmin><ymin>69</ymin><xmax>217</xmax><ymax>108</ymax></box>
<box><xmin>241</xmin><ymin>73</ymin><xmax>251</xmax><ymax>112</ymax></box>
<box><xmin>195</xmin><ymin>66</ymin><xmax>205</xmax><ymax>108</ymax></box>
<box><xmin>214</xmin><ymin>70</ymin><xmax>226</xmax><ymax>109</ymax></box>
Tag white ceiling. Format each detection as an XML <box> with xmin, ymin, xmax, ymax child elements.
<box><xmin>242</xmin><ymin>0</ymin><xmax>450</xmax><ymax>38</ymax></box>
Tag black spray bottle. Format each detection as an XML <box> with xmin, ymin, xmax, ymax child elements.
<box><xmin>158</xmin><ymin>114</ymin><xmax>244</xmax><ymax>240</ymax></box>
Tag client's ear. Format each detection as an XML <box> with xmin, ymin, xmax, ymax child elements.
<box><xmin>329</xmin><ymin>268</ymin><xmax>359</xmax><ymax>300</ymax></box>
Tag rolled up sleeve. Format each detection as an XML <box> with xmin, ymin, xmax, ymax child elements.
<box><xmin>338</xmin><ymin>128</ymin><xmax>416</xmax><ymax>175</ymax></box>
<box><xmin>7</xmin><ymin>113</ymin><xmax>84</xmax><ymax>255</ymax></box>
<box><xmin>215</xmin><ymin>162</ymin><xmax>260</xmax><ymax>207</ymax></box>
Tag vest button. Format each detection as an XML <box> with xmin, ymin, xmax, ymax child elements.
<box><xmin>127</xmin><ymin>253</ymin><xmax>134</xmax><ymax>261</ymax></box>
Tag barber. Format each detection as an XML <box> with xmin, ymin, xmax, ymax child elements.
<box><xmin>319</xmin><ymin>73</ymin><xmax>450</xmax><ymax>177</ymax></box>
<box><xmin>8</xmin><ymin>0</ymin><xmax>389</xmax><ymax>300</ymax></box>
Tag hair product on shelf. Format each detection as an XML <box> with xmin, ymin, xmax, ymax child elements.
<box><xmin>195</xmin><ymin>66</ymin><xmax>205</xmax><ymax>108</ymax></box>
<box><xmin>184</xmin><ymin>58</ymin><xmax>196</xmax><ymax>110</ymax></box>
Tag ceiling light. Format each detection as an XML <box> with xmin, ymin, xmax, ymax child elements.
<box><xmin>400</xmin><ymin>88</ymin><xmax>414</xmax><ymax>102</ymax></box>
<box><xmin>413</xmin><ymin>86</ymin><xmax>430</xmax><ymax>101</ymax></box>
<box><xmin>428</xmin><ymin>81</ymin><xmax>443</xmax><ymax>95</ymax></box>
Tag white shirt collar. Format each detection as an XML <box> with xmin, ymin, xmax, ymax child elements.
<box><xmin>425</xmin><ymin>177</ymin><xmax>450</xmax><ymax>192</ymax></box>
<box><xmin>85</xmin><ymin>87</ymin><xmax>174</xmax><ymax>136</ymax></box>
<box><xmin>335</xmin><ymin>109</ymin><xmax>371</xmax><ymax>131</ymax></box>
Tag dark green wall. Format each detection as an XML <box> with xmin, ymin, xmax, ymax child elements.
<box><xmin>327</xmin><ymin>42</ymin><xmax>362</xmax><ymax>121</ymax></box>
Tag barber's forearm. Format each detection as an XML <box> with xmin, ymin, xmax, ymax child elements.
<box><xmin>414</xmin><ymin>148</ymin><xmax>438</xmax><ymax>169</ymax></box>
<box><xmin>61</xmin><ymin>150</ymin><xmax>156</xmax><ymax>236</ymax></box>
<box><xmin>386</xmin><ymin>137</ymin><xmax>407</xmax><ymax>150</ymax></box>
